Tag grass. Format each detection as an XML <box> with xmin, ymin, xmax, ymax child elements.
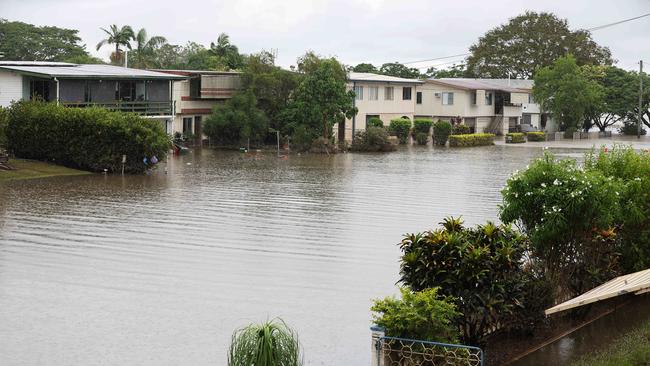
<box><xmin>0</xmin><ymin>158</ymin><xmax>91</xmax><ymax>182</ymax></box>
<box><xmin>571</xmin><ymin>318</ymin><xmax>650</xmax><ymax>366</ymax></box>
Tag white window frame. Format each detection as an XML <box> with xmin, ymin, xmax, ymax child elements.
<box><xmin>442</xmin><ymin>92</ymin><xmax>454</xmax><ymax>105</ymax></box>
<box><xmin>485</xmin><ymin>91</ymin><xmax>493</xmax><ymax>105</ymax></box>
<box><xmin>354</xmin><ymin>86</ymin><xmax>363</xmax><ymax>100</ymax></box>
<box><xmin>385</xmin><ymin>86</ymin><xmax>394</xmax><ymax>100</ymax></box>
<box><xmin>368</xmin><ymin>86</ymin><xmax>379</xmax><ymax>101</ymax></box>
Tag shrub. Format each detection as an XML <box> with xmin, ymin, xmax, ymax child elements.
<box><xmin>526</xmin><ymin>131</ymin><xmax>546</xmax><ymax>141</ymax></box>
<box><xmin>0</xmin><ymin>106</ymin><xmax>7</xmax><ymax>149</ymax></box>
<box><xmin>448</xmin><ymin>133</ymin><xmax>494</xmax><ymax>147</ymax></box>
<box><xmin>563</xmin><ymin>126</ymin><xmax>577</xmax><ymax>139</ymax></box>
<box><xmin>291</xmin><ymin>125</ymin><xmax>316</xmax><ymax>152</ymax></box>
<box><xmin>203</xmin><ymin>90</ymin><xmax>269</xmax><ymax>147</ymax></box>
<box><xmin>413</xmin><ymin>118</ymin><xmax>433</xmax><ymax>134</ymax></box>
<box><xmin>371</xmin><ymin>287</ymin><xmax>459</xmax><ymax>343</ymax></box>
<box><xmin>350</xmin><ymin>126</ymin><xmax>396</xmax><ymax>152</ymax></box>
<box><xmin>415</xmin><ymin>132</ymin><xmax>428</xmax><ymax>145</ymax></box>
<box><xmin>389</xmin><ymin>118</ymin><xmax>411</xmax><ymax>144</ymax></box>
<box><xmin>619</xmin><ymin>121</ymin><xmax>647</xmax><ymax>135</ymax></box>
<box><xmin>398</xmin><ymin>217</ymin><xmax>547</xmax><ymax>344</ymax></box>
<box><xmin>452</xmin><ymin>123</ymin><xmax>471</xmax><ymax>135</ymax></box>
<box><xmin>7</xmin><ymin>101</ymin><xmax>169</xmax><ymax>173</ymax></box>
<box><xmin>433</xmin><ymin>120</ymin><xmax>452</xmax><ymax>146</ymax></box>
<box><xmin>229</xmin><ymin>319</ymin><xmax>301</xmax><ymax>366</ymax></box>
<box><xmin>367</xmin><ymin>117</ymin><xmax>384</xmax><ymax>128</ymax></box>
<box><xmin>506</xmin><ymin>132</ymin><xmax>526</xmax><ymax>143</ymax></box>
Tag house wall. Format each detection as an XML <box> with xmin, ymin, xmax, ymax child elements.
<box><xmin>171</xmin><ymin>79</ymin><xmax>229</xmax><ymax>135</ymax></box>
<box><xmin>0</xmin><ymin>71</ymin><xmax>24</xmax><ymax>107</ymax></box>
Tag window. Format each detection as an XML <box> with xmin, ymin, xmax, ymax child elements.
<box><xmin>29</xmin><ymin>80</ymin><xmax>50</xmax><ymax>101</ymax></box>
<box><xmin>385</xmin><ymin>86</ymin><xmax>394</xmax><ymax>100</ymax></box>
<box><xmin>402</xmin><ymin>87</ymin><xmax>412</xmax><ymax>100</ymax></box>
<box><xmin>182</xmin><ymin>117</ymin><xmax>193</xmax><ymax>134</ymax></box>
<box><xmin>416</xmin><ymin>92</ymin><xmax>422</xmax><ymax>104</ymax></box>
<box><xmin>354</xmin><ymin>86</ymin><xmax>363</xmax><ymax>100</ymax></box>
<box><xmin>368</xmin><ymin>86</ymin><xmax>378</xmax><ymax>101</ymax></box>
<box><xmin>471</xmin><ymin>91</ymin><xmax>477</xmax><ymax>105</ymax></box>
<box><xmin>528</xmin><ymin>93</ymin><xmax>534</xmax><ymax>104</ymax></box>
<box><xmin>442</xmin><ymin>92</ymin><xmax>454</xmax><ymax>105</ymax></box>
<box><xmin>485</xmin><ymin>91</ymin><xmax>493</xmax><ymax>105</ymax></box>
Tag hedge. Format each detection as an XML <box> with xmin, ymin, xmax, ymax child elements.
<box><xmin>506</xmin><ymin>132</ymin><xmax>526</xmax><ymax>143</ymax></box>
<box><xmin>7</xmin><ymin>101</ymin><xmax>169</xmax><ymax>173</ymax></box>
<box><xmin>413</xmin><ymin>119</ymin><xmax>433</xmax><ymax>134</ymax></box>
<box><xmin>350</xmin><ymin>126</ymin><xmax>396</xmax><ymax>152</ymax></box>
<box><xmin>448</xmin><ymin>133</ymin><xmax>495</xmax><ymax>147</ymax></box>
<box><xmin>452</xmin><ymin>123</ymin><xmax>471</xmax><ymax>135</ymax></box>
<box><xmin>367</xmin><ymin>117</ymin><xmax>384</xmax><ymax>128</ymax></box>
<box><xmin>389</xmin><ymin>118</ymin><xmax>412</xmax><ymax>144</ymax></box>
<box><xmin>526</xmin><ymin>131</ymin><xmax>546</xmax><ymax>141</ymax></box>
<box><xmin>433</xmin><ymin>120</ymin><xmax>452</xmax><ymax>146</ymax></box>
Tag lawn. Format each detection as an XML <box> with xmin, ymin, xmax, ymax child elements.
<box><xmin>571</xmin><ymin>317</ymin><xmax>650</xmax><ymax>366</ymax></box>
<box><xmin>0</xmin><ymin>159</ymin><xmax>92</xmax><ymax>182</ymax></box>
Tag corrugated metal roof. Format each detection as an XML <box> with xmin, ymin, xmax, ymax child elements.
<box><xmin>545</xmin><ymin>268</ymin><xmax>650</xmax><ymax>315</ymax></box>
<box><xmin>0</xmin><ymin>63</ymin><xmax>186</xmax><ymax>80</ymax></box>
<box><xmin>427</xmin><ymin>78</ymin><xmax>533</xmax><ymax>93</ymax></box>
<box><xmin>348</xmin><ymin>72</ymin><xmax>423</xmax><ymax>84</ymax></box>
<box><xmin>150</xmin><ymin>69</ymin><xmax>242</xmax><ymax>76</ymax></box>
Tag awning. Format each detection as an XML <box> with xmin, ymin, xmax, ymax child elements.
<box><xmin>545</xmin><ymin>268</ymin><xmax>650</xmax><ymax>315</ymax></box>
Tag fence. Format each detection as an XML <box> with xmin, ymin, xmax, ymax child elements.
<box><xmin>371</xmin><ymin>326</ymin><xmax>483</xmax><ymax>366</ymax></box>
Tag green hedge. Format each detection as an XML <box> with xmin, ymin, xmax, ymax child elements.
<box><xmin>413</xmin><ymin>119</ymin><xmax>433</xmax><ymax>134</ymax></box>
<box><xmin>448</xmin><ymin>133</ymin><xmax>495</xmax><ymax>147</ymax></box>
<box><xmin>526</xmin><ymin>131</ymin><xmax>546</xmax><ymax>141</ymax></box>
<box><xmin>452</xmin><ymin>123</ymin><xmax>471</xmax><ymax>135</ymax></box>
<box><xmin>7</xmin><ymin>101</ymin><xmax>169</xmax><ymax>173</ymax></box>
<box><xmin>433</xmin><ymin>120</ymin><xmax>452</xmax><ymax>146</ymax></box>
<box><xmin>367</xmin><ymin>117</ymin><xmax>384</xmax><ymax>128</ymax></box>
<box><xmin>389</xmin><ymin>118</ymin><xmax>412</xmax><ymax>144</ymax></box>
<box><xmin>506</xmin><ymin>132</ymin><xmax>526</xmax><ymax>143</ymax></box>
<box><xmin>350</xmin><ymin>126</ymin><xmax>396</xmax><ymax>152</ymax></box>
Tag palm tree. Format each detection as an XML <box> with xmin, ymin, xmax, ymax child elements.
<box><xmin>96</xmin><ymin>25</ymin><xmax>135</xmax><ymax>65</ymax></box>
<box><xmin>131</xmin><ymin>28</ymin><xmax>167</xmax><ymax>69</ymax></box>
<box><xmin>209</xmin><ymin>33</ymin><xmax>243</xmax><ymax>70</ymax></box>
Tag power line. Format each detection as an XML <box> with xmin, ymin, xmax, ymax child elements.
<box><xmin>585</xmin><ymin>13</ymin><xmax>650</xmax><ymax>31</ymax></box>
<box><xmin>402</xmin><ymin>53</ymin><xmax>470</xmax><ymax>65</ymax></box>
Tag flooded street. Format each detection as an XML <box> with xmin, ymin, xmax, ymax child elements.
<box><xmin>1</xmin><ymin>145</ymin><xmax>546</xmax><ymax>365</ymax></box>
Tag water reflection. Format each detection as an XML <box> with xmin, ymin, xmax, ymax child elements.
<box><xmin>1</xmin><ymin>146</ymin><xmax>565</xmax><ymax>365</ymax></box>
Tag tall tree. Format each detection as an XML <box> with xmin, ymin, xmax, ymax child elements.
<box><xmin>425</xmin><ymin>63</ymin><xmax>467</xmax><ymax>79</ymax></box>
<box><xmin>379</xmin><ymin>62</ymin><xmax>421</xmax><ymax>79</ymax></box>
<box><xmin>96</xmin><ymin>25</ymin><xmax>135</xmax><ymax>65</ymax></box>
<box><xmin>533</xmin><ymin>55</ymin><xmax>603</xmax><ymax>133</ymax></box>
<box><xmin>466</xmin><ymin>11</ymin><xmax>612</xmax><ymax>78</ymax></box>
<box><xmin>209</xmin><ymin>33</ymin><xmax>244</xmax><ymax>70</ymax></box>
<box><xmin>352</xmin><ymin>63</ymin><xmax>378</xmax><ymax>73</ymax></box>
<box><xmin>129</xmin><ymin>28</ymin><xmax>167</xmax><ymax>69</ymax></box>
<box><xmin>582</xmin><ymin>66</ymin><xmax>640</xmax><ymax>132</ymax></box>
<box><xmin>0</xmin><ymin>19</ymin><xmax>89</xmax><ymax>61</ymax></box>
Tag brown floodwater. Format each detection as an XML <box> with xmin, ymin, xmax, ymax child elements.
<box><xmin>0</xmin><ymin>145</ymin><xmax>551</xmax><ymax>365</ymax></box>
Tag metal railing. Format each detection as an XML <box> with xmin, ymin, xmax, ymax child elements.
<box><xmin>61</xmin><ymin>101</ymin><xmax>173</xmax><ymax>116</ymax></box>
<box><xmin>375</xmin><ymin>336</ymin><xmax>484</xmax><ymax>366</ymax></box>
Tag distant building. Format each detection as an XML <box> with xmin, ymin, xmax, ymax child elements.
<box><xmin>0</xmin><ymin>61</ymin><xmax>185</xmax><ymax>132</ymax></box>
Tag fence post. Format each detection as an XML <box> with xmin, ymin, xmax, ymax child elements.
<box><xmin>370</xmin><ymin>325</ymin><xmax>385</xmax><ymax>366</ymax></box>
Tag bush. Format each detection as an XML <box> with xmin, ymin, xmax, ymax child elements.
<box><xmin>433</xmin><ymin>120</ymin><xmax>452</xmax><ymax>146</ymax></box>
<box><xmin>619</xmin><ymin>121</ymin><xmax>647</xmax><ymax>136</ymax></box>
<box><xmin>506</xmin><ymin>132</ymin><xmax>526</xmax><ymax>143</ymax></box>
<box><xmin>371</xmin><ymin>287</ymin><xmax>459</xmax><ymax>343</ymax></box>
<box><xmin>563</xmin><ymin>127</ymin><xmax>577</xmax><ymax>139</ymax></box>
<box><xmin>350</xmin><ymin>126</ymin><xmax>396</xmax><ymax>152</ymax></box>
<box><xmin>291</xmin><ymin>125</ymin><xmax>316</xmax><ymax>152</ymax></box>
<box><xmin>203</xmin><ymin>90</ymin><xmax>269</xmax><ymax>147</ymax></box>
<box><xmin>398</xmin><ymin>217</ymin><xmax>546</xmax><ymax>344</ymax></box>
<box><xmin>448</xmin><ymin>133</ymin><xmax>494</xmax><ymax>147</ymax></box>
<box><xmin>7</xmin><ymin>101</ymin><xmax>169</xmax><ymax>173</ymax></box>
<box><xmin>229</xmin><ymin>319</ymin><xmax>301</xmax><ymax>366</ymax></box>
<box><xmin>452</xmin><ymin>123</ymin><xmax>471</xmax><ymax>135</ymax></box>
<box><xmin>367</xmin><ymin>117</ymin><xmax>384</xmax><ymax>128</ymax></box>
<box><xmin>0</xmin><ymin>107</ymin><xmax>7</xmax><ymax>149</ymax></box>
<box><xmin>415</xmin><ymin>132</ymin><xmax>428</xmax><ymax>145</ymax></box>
<box><xmin>389</xmin><ymin>118</ymin><xmax>411</xmax><ymax>144</ymax></box>
<box><xmin>526</xmin><ymin>131</ymin><xmax>546</xmax><ymax>141</ymax></box>
<box><xmin>413</xmin><ymin>118</ymin><xmax>433</xmax><ymax>134</ymax></box>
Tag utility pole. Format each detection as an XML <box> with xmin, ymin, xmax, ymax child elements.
<box><xmin>639</xmin><ymin>60</ymin><xmax>644</xmax><ymax>139</ymax></box>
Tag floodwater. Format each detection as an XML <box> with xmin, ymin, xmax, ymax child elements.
<box><xmin>0</xmin><ymin>145</ymin><xmax>548</xmax><ymax>365</ymax></box>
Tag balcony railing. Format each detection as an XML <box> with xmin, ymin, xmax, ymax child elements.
<box><xmin>61</xmin><ymin>101</ymin><xmax>173</xmax><ymax>116</ymax></box>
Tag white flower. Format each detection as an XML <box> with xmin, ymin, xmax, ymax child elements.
<box><xmin>553</xmin><ymin>179</ymin><xmax>561</xmax><ymax>186</ymax></box>
<box><xmin>541</xmin><ymin>183</ymin><xmax>547</xmax><ymax>188</ymax></box>
<box><xmin>635</xmin><ymin>177</ymin><xmax>641</xmax><ymax>181</ymax></box>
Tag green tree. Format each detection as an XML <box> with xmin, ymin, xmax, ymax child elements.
<box><xmin>351</xmin><ymin>63</ymin><xmax>378</xmax><ymax>73</ymax></box>
<box><xmin>533</xmin><ymin>55</ymin><xmax>603</xmax><ymax>133</ymax></box>
<box><xmin>466</xmin><ymin>11</ymin><xmax>612</xmax><ymax>78</ymax></box>
<box><xmin>63</xmin><ymin>54</ymin><xmax>105</xmax><ymax>64</ymax></box>
<box><xmin>210</xmin><ymin>33</ymin><xmax>244</xmax><ymax>70</ymax></box>
<box><xmin>203</xmin><ymin>90</ymin><xmax>268</xmax><ymax>146</ymax></box>
<box><xmin>129</xmin><ymin>28</ymin><xmax>167</xmax><ymax>69</ymax></box>
<box><xmin>0</xmin><ymin>19</ymin><xmax>89</xmax><ymax>61</ymax></box>
<box><xmin>425</xmin><ymin>63</ymin><xmax>466</xmax><ymax>79</ymax></box>
<box><xmin>96</xmin><ymin>24</ymin><xmax>135</xmax><ymax>65</ymax></box>
<box><xmin>379</xmin><ymin>62</ymin><xmax>421</xmax><ymax>79</ymax></box>
<box><xmin>582</xmin><ymin>66</ymin><xmax>640</xmax><ymax>132</ymax></box>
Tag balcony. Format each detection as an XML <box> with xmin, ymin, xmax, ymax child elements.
<box><xmin>61</xmin><ymin>101</ymin><xmax>174</xmax><ymax>116</ymax></box>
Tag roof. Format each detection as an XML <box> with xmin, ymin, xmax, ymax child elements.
<box><xmin>348</xmin><ymin>72</ymin><xmax>423</xmax><ymax>84</ymax></box>
<box><xmin>150</xmin><ymin>69</ymin><xmax>242</xmax><ymax>76</ymax></box>
<box><xmin>0</xmin><ymin>61</ymin><xmax>186</xmax><ymax>80</ymax></box>
<box><xmin>545</xmin><ymin>268</ymin><xmax>650</xmax><ymax>315</ymax></box>
<box><xmin>427</xmin><ymin>78</ymin><xmax>533</xmax><ymax>93</ymax></box>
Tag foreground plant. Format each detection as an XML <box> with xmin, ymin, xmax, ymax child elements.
<box><xmin>228</xmin><ymin>319</ymin><xmax>302</xmax><ymax>366</ymax></box>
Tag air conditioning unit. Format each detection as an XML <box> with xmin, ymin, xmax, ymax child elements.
<box><xmin>434</xmin><ymin>92</ymin><xmax>441</xmax><ymax>98</ymax></box>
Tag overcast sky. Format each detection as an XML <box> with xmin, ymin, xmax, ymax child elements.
<box><xmin>2</xmin><ymin>0</ymin><xmax>649</xmax><ymax>72</ymax></box>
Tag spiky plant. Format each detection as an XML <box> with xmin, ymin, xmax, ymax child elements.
<box><xmin>228</xmin><ymin>319</ymin><xmax>302</xmax><ymax>366</ymax></box>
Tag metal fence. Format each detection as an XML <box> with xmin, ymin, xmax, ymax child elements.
<box><xmin>374</xmin><ymin>335</ymin><xmax>483</xmax><ymax>366</ymax></box>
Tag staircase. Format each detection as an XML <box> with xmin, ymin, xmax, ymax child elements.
<box><xmin>485</xmin><ymin>115</ymin><xmax>504</xmax><ymax>135</ymax></box>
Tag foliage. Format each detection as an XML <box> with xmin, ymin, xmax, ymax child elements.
<box><xmin>371</xmin><ymin>287</ymin><xmax>459</xmax><ymax>342</ymax></box>
<box><xmin>415</xmin><ymin>132</ymin><xmax>429</xmax><ymax>145</ymax></box>
<box><xmin>203</xmin><ymin>91</ymin><xmax>268</xmax><ymax>147</ymax></box>
<box><xmin>533</xmin><ymin>55</ymin><xmax>604</xmax><ymax>133</ymax></box>
<box><xmin>96</xmin><ymin>24</ymin><xmax>135</xmax><ymax>65</ymax></box>
<box><xmin>63</xmin><ymin>54</ymin><xmax>105</xmax><ymax>64</ymax></box>
<box><xmin>526</xmin><ymin>131</ymin><xmax>546</xmax><ymax>141</ymax></box>
<box><xmin>379</xmin><ymin>63</ymin><xmax>422</xmax><ymax>79</ymax></box>
<box><xmin>451</xmin><ymin>124</ymin><xmax>471</xmax><ymax>135</ymax></box>
<box><xmin>413</xmin><ymin>119</ymin><xmax>433</xmax><ymax>134</ymax></box>
<box><xmin>448</xmin><ymin>133</ymin><xmax>494</xmax><ymax>147</ymax></box>
<box><xmin>228</xmin><ymin>319</ymin><xmax>302</xmax><ymax>366</ymax></box>
<box><xmin>210</xmin><ymin>33</ymin><xmax>245</xmax><ymax>70</ymax></box>
<box><xmin>0</xmin><ymin>19</ymin><xmax>89</xmax><ymax>62</ymax></box>
<box><xmin>0</xmin><ymin>107</ymin><xmax>7</xmax><ymax>149</ymax></box>
<box><xmin>619</xmin><ymin>120</ymin><xmax>646</xmax><ymax>136</ymax></box>
<box><xmin>425</xmin><ymin>64</ymin><xmax>467</xmax><ymax>79</ymax></box>
<box><xmin>352</xmin><ymin>63</ymin><xmax>378</xmax><ymax>73</ymax></box>
<box><xmin>290</xmin><ymin>125</ymin><xmax>316</xmax><ymax>152</ymax></box>
<box><xmin>6</xmin><ymin>101</ymin><xmax>168</xmax><ymax>173</ymax></box>
<box><xmin>582</xmin><ymin>66</ymin><xmax>640</xmax><ymax>132</ymax></box>
<box><xmin>465</xmin><ymin>11</ymin><xmax>612</xmax><ymax>78</ymax></box>
<box><xmin>433</xmin><ymin>120</ymin><xmax>452</xmax><ymax>146</ymax></box>
<box><xmin>128</xmin><ymin>28</ymin><xmax>167</xmax><ymax>69</ymax></box>
<box><xmin>350</xmin><ymin>126</ymin><xmax>396</xmax><ymax>152</ymax></box>
<box><xmin>389</xmin><ymin>118</ymin><xmax>412</xmax><ymax>144</ymax></box>
<box><xmin>500</xmin><ymin>152</ymin><xmax>623</xmax><ymax>297</ymax></box>
<box><xmin>506</xmin><ymin>132</ymin><xmax>526</xmax><ymax>143</ymax></box>
<box><xmin>366</xmin><ymin>117</ymin><xmax>385</xmax><ymax>129</ymax></box>
<box><xmin>398</xmin><ymin>218</ymin><xmax>549</xmax><ymax>344</ymax></box>
<box><xmin>0</xmin><ymin>158</ymin><xmax>91</xmax><ymax>182</ymax></box>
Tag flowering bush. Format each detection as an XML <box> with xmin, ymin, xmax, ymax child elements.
<box><xmin>526</xmin><ymin>131</ymin><xmax>546</xmax><ymax>141</ymax></box>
